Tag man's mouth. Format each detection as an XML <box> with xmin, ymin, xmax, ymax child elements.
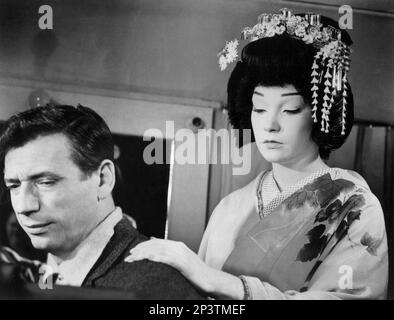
<box><xmin>23</xmin><ymin>222</ymin><xmax>52</xmax><ymax>234</ymax></box>
<box><xmin>24</xmin><ymin>222</ymin><xmax>51</xmax><ymax>228</ymax></box>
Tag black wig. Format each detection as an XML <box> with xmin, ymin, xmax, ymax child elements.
<box><xmin>227</xmin><ymin>15</ymin><xmax>354</xmax><ymax>159</ymax></box>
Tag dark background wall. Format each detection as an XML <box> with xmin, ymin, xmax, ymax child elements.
<box><xmin>0</xmin><ymin>0</ymin><xmax>393</xmax><ymax>122</ymax></box>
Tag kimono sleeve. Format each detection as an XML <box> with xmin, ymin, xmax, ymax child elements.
<box><xmin>198</xmin><ymin>193</ymin><xmax>233</xmax><ymax>261</ymax></box>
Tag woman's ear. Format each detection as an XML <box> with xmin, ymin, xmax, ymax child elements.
<box><xmin>97</xmin><ymin>159</ymin><xmax>116</xmax><ymax>200</ymax></box>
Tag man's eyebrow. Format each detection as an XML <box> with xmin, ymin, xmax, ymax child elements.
<box><xmin>4</xmin><ymin>178</ymin><xmax>19</xmax><ymax>184</ymax></box>
<box><xmin>4</xmin><ymin>172</ymin><xmax>62</xmax><ymax>184</ymax></box>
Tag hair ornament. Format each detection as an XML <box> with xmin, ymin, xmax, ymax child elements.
<box><xmin>218</xmin><ymin>8</ymin><xmax>352</xmax><ymax>135</ymax></box>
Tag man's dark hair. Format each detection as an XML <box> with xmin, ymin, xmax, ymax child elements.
<box><xmin>227</xmin><ymin>15</ymin><xmax>354</xmax><ymax>159</ymax></box>
<box><xmin>0</xmin><ymin>104</ymin><xmax>114</xmax><ymax>177</ymax></box>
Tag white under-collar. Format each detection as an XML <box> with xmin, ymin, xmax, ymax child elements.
<box><xmin>257</xmin><ymin>167</ymin><xmax>336</xmax><ymax>218</ymax></box>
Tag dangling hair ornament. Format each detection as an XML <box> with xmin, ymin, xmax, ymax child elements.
<box><xmin>218</xmin><ymin>8</ymin><xmax>352</xmax><ymax>135</ymax></box>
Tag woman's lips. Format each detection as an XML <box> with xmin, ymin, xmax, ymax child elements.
<box><xmin>263</xmin><ymin>140</ymin><xmax>283</xmax><ymax>148</ymax></box>
<box><xmin>263</xmin><ymin>140</ymin><xmax>282</xmax><ymax>144</ymax></box>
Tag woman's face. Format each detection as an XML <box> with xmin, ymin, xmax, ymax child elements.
<box><xmin>251</xmin><ymin>85</ymin><xmax>318</xmax><ymax>166</ymax></box>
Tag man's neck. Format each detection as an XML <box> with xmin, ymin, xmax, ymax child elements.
<box><xmin>51</xmin><ymin>201</ymin><xmax>117</xmax><ymax>261</ymax></box>
<box><xmin>46</xmin><ymin>206</ymin><xmax>123</xmax><ymax>287</ymax></box>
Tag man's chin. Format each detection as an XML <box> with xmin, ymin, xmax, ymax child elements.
<box><xmin>28</xmin><ymin>235</ymin><xmax>55</xmax><ymax>252</ymax></box>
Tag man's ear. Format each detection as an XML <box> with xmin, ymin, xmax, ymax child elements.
<box><xmin>97</xmin><ymin>159</ymin><xmax>116</xmax><ymax>200</ymax></box>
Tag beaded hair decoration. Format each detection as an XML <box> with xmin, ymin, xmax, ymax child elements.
<box><xmin>217</xmin><ymin>8</ymin><xmax>352</xmax><ymax>135</ymax></box>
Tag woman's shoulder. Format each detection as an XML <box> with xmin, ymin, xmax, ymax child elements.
<box><xmin>331</xmin><ymin>167</ymin><xmax>371</xmax><ymax>192</ymax></box>
<box><xmin>332</xmin><ymin>167</ymin><xmax>383</xmax><ymax>205</ymax></box>
<box><xmin>209</xmin><ymin>170</ymin><xmax>268</xmax><ymax>223</ymax></box>
<box><xmin>331</xmin><ymin>168</ymin><xmax>386</xmax><ymax>230</ymax></box>
<box><xmin>220</xmin><ymin>170</ymin><xmax>267</xmax><ymax>206</ymax></box>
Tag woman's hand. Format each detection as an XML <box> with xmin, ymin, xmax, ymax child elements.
<box><xmin>124</xmin><ymin>238</ymin><xmax>243</xmax><ymax>298</ymax></box>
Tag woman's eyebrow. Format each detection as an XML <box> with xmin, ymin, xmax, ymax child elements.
<box><xmin>252</xmin><ymin>91</ymin><xmax>302</xmax><ymax>97</ymax></box>
<box><xmin>253</xmin><ymin>91</ymin><xmax>264</xmax><ymax>97</ymax></box>
<box><xmin>281</xmin><ymin>92</ymin><xmax>302</xmax><ymax>96</ymax></box>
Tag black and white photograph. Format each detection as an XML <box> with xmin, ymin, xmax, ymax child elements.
<box><xmin>0</xmin><ymin>0</ymin><xmax>393</xmax><ymax>308</ymax></box>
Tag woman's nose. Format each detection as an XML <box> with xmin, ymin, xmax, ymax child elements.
<box><xmin>264</xmin><ymin>113</ymin><xmax>280</xmax><ymax>132</ymax></box>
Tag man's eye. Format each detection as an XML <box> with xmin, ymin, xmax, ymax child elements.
<box><xmin>37</xmin><ymin>180</ymin><xmax>57</xmax><ymax>187</ymax></box>
<box><xmin>5</xmin><ymin>184</ymin><xmax>19</xmax><ymax>190</ymax></box>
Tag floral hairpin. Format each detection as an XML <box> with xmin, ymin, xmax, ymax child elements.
<box><xmin>218</xmin><ymin>39</ymin><xmax>239</xmax><ymax>71</ymax></box>
<box><xmin>218</xmin><ymin>8</ymin><xmax>352</xmax><ymax>135</ymax></box>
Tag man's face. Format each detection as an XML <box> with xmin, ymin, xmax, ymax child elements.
<box><xmin>4</xmin><ymin>134</ymin><xmax>101</xmax><ymax>257</ymax></box>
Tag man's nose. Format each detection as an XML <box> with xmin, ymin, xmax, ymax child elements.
<box><xmin>264</xmin><ymin>112</ymin><xmax>280</xmax><ymax>132</ymax></box>
<box><xmin>13</xmin><ymin>184</ymin><xmax>40</xmax><ymax>216</ymax></box>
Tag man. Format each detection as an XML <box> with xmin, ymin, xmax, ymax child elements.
<box><xmin>0</xmin><ymin>104</ymin><xmax>202</xmax><ymax>299</ymax></box>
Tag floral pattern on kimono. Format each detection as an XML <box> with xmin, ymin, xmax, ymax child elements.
<box><xmin>198</xmin><ymin>168</ymin><xmax>388</xmax><ymax>299</ymax></box>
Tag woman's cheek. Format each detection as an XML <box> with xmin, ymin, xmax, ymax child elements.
<box><xmin>251</xmin><ymin>118</ymin><xmax>263</xmax><ymax>139</ymax></box>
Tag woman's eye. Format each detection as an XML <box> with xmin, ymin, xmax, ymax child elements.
<box><xmin>284</xmin><ymin>108</ymin><xmax>301</xmax><ymax>114</ymax></box>
<box><xmin>252</xmin><ymin>107</ymin><xmax>266</xmax><ymax>113</ymax></box>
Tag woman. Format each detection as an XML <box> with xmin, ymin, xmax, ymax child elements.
<box><xmin>125</xmin><ymin>9</ymin><xmax>388</xmax><ymax>299</ymax></box>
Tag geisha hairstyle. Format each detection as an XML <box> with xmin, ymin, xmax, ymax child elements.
<box><xmin>226</xmin><ymin>15</ymin><xmax>354</xmax><ymax>159</ymax></box>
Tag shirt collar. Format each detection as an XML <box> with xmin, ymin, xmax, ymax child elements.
<box><xmin>47</xmin><ymin>207</ymin><xmax>123</xmax><ymax>287</ymax></box>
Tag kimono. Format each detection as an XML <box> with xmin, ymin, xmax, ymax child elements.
<box><xmin>198</xmin><ymin>168</ymin><xmax>388</xmax><ymax>299</ymax></box>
